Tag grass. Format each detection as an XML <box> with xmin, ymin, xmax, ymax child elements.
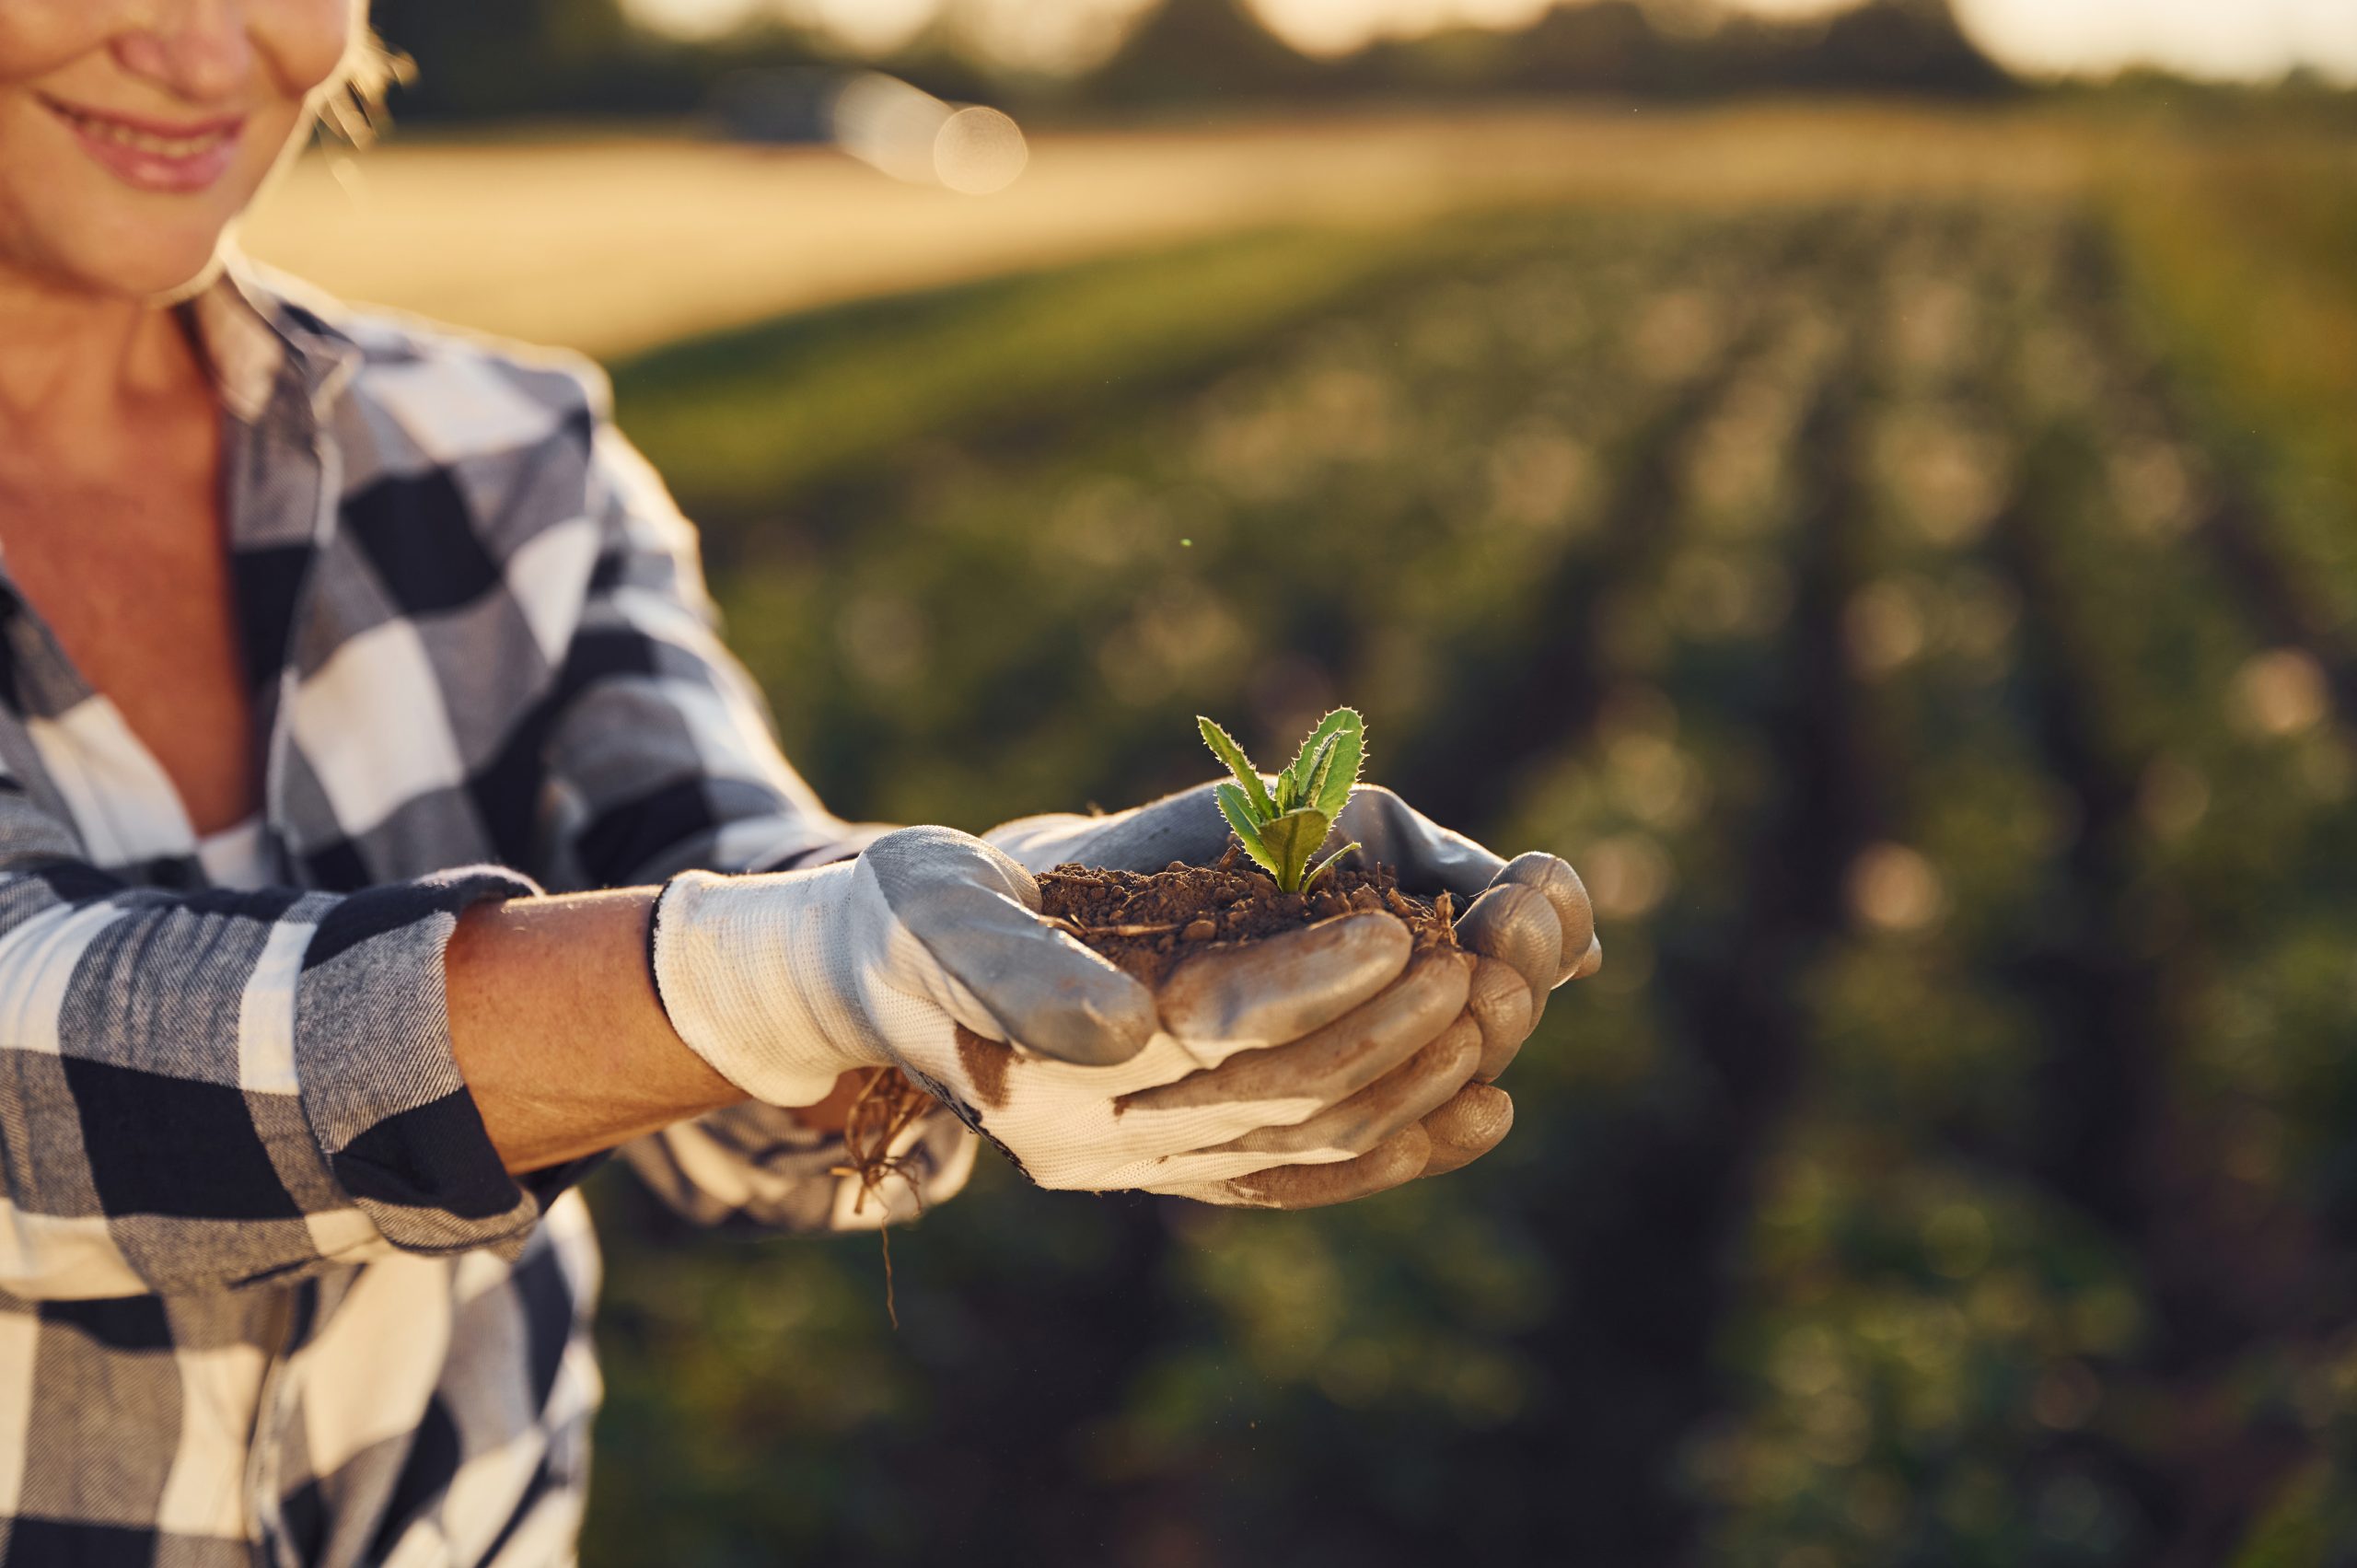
<box><xmin>2101</xmin><ymin>131</ymin><xmax>2357</xmax><ymax>624</ymax></box>
<box><xmin>609</xmin><ymin>219</ymin><xmax>1492</xmax><ymax>517</ymax></box>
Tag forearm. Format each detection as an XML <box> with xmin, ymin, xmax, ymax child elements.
<box><xmin>445</xmin><ymin>887</ymin><xmax>862</xmax><ymax>1173</ymax></box>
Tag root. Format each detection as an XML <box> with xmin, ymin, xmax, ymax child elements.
<box><xmin>1042</xmin><ymin>914</ymin><xmax>1187</xmax><ymax>938</ymax></box>
<box><xmin>827</xmin><ymin>1066</ymin><xmax>939</xmax><ymax>1330</ymax></box>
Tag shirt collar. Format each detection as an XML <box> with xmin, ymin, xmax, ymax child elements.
<box><xmin>179</xmin><ymin>254</ymin><xmax>364</xmax><ymax>426</ymax></box>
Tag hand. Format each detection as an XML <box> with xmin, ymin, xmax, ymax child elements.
<box><xmin>648</xmin><ymin>826</ymin><xmax>1483</xmax><ymax>1193</ymax></box>
<box><xmin>989</xmin><ymin>783</ymin><xmax>1596</xmax><ymax>1203</ymax></box>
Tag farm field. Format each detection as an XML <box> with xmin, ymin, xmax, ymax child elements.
<box><xmin>237</xmin><ymin>103</ymin><xmax>2098</xmax><ymax>358</ymax></box>
<box><xmin>557</xmin><ymin>113</ymin><xmax>2357</xmax><ymax>1565</ymax></box>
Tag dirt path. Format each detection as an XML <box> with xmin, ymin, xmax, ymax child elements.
<box><xmin>235</xmin><ymin>103</ymin><xmax>2097</xmax><ymax>360</ymax></box>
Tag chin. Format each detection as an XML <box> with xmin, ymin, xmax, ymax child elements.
<box><xmin>126</xmin><ymin>238</ymin><xmax>231</xmax><ymax>302</ymax></box>
<box><xmin>15</xmin><ymin>204</ymin><xmax>239</xmax><ymax>301</ymax></box>
<box><xmin>58</xmin><ymin>242</ymin><xmax>223</xmax><ymax>301</ymax></box>
<box><xmin>6</xmin><ymin>121</ymin><xmax>302</xmax><ymax>302</ymax></box>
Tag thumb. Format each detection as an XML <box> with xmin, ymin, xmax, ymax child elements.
<box><xmin>989</xmin><ymin>782</ymin><xmax>1235</xmax><ymax>876</ymax></box>
<box><xmin>1333</xmin><ymin>786</ymin><xmax>1507</xmax><ymax>900</ymax></box>
<box><xmin>861</xmin><ymin>827</ymin><xmax>1157</xmax><ymax>1066</ymax></box>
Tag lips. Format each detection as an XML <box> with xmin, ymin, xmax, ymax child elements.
<box><xmin>39</xmin><ymin>94</ymin><xmax>247</xmax><ymax>194</ymax></box>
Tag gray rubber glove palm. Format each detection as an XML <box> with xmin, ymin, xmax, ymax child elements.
<box><xmin>988</xmin><ymin>782</ymin><xmax>1597</xmax><ymax>1205</ymax></box>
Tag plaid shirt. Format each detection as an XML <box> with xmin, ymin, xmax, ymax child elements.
<box><xmin>0</xmin><ymin>261</ymin><xmax>976</xmax><ymax>1566</ymax></box>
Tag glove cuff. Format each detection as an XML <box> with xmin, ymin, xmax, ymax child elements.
<box><xmin>649</xmin><ymin>865</ymin><xmax>889</xmax><ymax>1108</ymax></box>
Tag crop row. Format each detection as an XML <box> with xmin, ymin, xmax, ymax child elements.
<box><xmin>587</xmin><ymin>196</ymin><xmax>2357</xmax><ymax>1565</ymax></box>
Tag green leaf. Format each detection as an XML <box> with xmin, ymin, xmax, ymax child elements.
<box><xmin>1302</xmin><ymin>841</ymin><xmax>1362</xmax><ymax>893</ymax></box>
<box><xmin>1274</xmin><ymin>745</ymin><xmax>1314</xmax><ymax>812</ymax></box>
<box><xmin>1257</xmin><ymin>807</ymin><xmax>1330</xmax><ymax>893</ymax></box>
<box><xmin>1281</xmin><ymin>708</ymin><xmax>1358</xmax><ymax>813</ymax></box>
<box><xmin>1216</xmin><ymin>784</ymin><xmax>1280</xmax><ymax>878</ymax></box>
<box><xmin>1197</xmin><ymin>716</ymin><xmax>1274</xmax><ymax>821</ymax></box>
<box><xmin>1301</xmin><ymin>732</ymin><xmax>1341</xmax><ymax>818</ymax></box>
<box><xmin>1310</xmin><ymin>709</ymin><xmax>1364</xmax><ymax>820</ymax></box>
<box><xmin>1200</xmin><ymin>709</ymin><xmax>1364</xmax><ymax>888</ymax></box>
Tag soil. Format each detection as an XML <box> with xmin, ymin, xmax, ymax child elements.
<box><xmin>1036</xmin><ymin>842</ymin><xmax>1457</xmax><ymax>988</ymax></box>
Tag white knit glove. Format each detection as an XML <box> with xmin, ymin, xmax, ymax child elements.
<box><xmin>649</xmin><ymin>826</ymin><xmax>1471</xmax><ymax>1193</ymax></box>
<box><xmin>989</xmin><ymin>782</ymin><xmax>1597</xmax><ymax>1204</ymax></box>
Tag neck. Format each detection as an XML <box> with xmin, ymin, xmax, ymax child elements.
<box><xmin>0</xmin><ymin>260</ymin><xmax>205</xmax><ymax>436</ymax></box>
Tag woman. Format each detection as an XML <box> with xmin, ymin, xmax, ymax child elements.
<box><xmin>0</xmin><ymin>3</ymin><xmax>1596</xmax><ymax>1562</ymax></box>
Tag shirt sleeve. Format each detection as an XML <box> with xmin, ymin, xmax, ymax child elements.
<box><xmin>0</xmin><ymin>782</ymin><xmax>563</xmax><ymax>1299</ymax></box>
<box><xmin>621</xmin><ymin>1100</ymin><xmax>978</xmax><ymax>1233</ymax></box>
<box><xmin>532</xmin><ymin>420</ymin><xmax>882</xmax><ymax>889</ymax></box>
<box><xmin>535</xmin><ymin>410</ymin><xmax>977</xmax><ymax>1233</ymax></box>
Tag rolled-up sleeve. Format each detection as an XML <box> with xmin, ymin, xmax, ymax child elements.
<box><xmin>0</xmin><ymin>782</ymin><xmax>557</xmax><ymax>1298</ymax></box>
<box><xmin>534</xmin><ymin>405</ymin><xmax>975</xmax><ymax>1233</ymax></box>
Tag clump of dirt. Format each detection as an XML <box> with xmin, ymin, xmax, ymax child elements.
<box><xmin>1038</xmin><ymin>843</ymin><xmax>1457</xmax><ymax>988</ymax></box>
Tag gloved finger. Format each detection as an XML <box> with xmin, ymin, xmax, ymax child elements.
<box><xmin>1491</xmin><ymin>852</ymin><xmax>1595</xmax><ymax>986</ymax></box>
<box><xmin>1157</xmin><ymin>912</ymin><xmax>1412</xmax><ymax>1059</ymax></box>
<box><xmin>1456</xmin><ymin>883</ymin><xmax>1562</xmax><ymax>1003</ymax></box>
<box><xmin>864</xmin><ymin>826</ymin><xmax>1158</xmax><ymax>1066</ymax></box>
<box><xmin>1119</xmin><ymin>947</ymin><xmax>1473</xmax><ymax>1118</ymax></box>
<box><xmin>1467</xmin><ymin>958</ymin><xmax>1534</xmax><ymax>1081</ymax></box>
<box><xmin>1332</xmin><ymin>785</ymin><xmax>1506</xmax><ymax>900</ymax></box>
<box><xmin>1196</xmin><ymin>1016</ymin><xmax>1480</xmax><ymax>1163</ymax></box>
<box><xmin>1419</xmin><ymin>1083</ymin><xmax>1514</xmax><ymax>1177</ymax></box>
<box><xmin>1570</xmin><ymin>935</ymin><xmax>1603</xmax><ymax>981</ymax></box>
<box><xmin>1154</xmin><ymin>1125</ymin><xmax>1434</xmax><ymax>1210</ymax></box>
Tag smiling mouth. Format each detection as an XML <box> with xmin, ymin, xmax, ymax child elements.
<box><xmin>39</xmin><ymin>92</ymin><xmax>247</xmax><ymax>175</ymax></box>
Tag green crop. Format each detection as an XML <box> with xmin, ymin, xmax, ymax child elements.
<box><xmin>1197</xmin><ymin>707</ymin><xmax>1365</xmax><ymax>894</ymax></box>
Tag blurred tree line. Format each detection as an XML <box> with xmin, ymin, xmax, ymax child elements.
<box><xmin>366</xmin><ymin>0</ymin><xmax>2012</xmax><ymax>123</ymax></box>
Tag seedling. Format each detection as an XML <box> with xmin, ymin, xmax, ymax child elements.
<box><xmin>1197</xmin><ymin>707</ymin><xmax>1365</xmax><ymax>893</ymax></box>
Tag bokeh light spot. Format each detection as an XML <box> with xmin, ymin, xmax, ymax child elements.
<box><xmin>935</xmin><ymin>106</ymin><xmax>1029</xmax><ymax>194</ymax></box>
<box><xmin>2232</xmin><ymin>647</ymin><xmax>2330</xmax><ymax>738</ymax></box>
<box><xmin>1847</xmin><ymin>842</ymin><xmax>1946</xmax><ymax>933</ymax></box>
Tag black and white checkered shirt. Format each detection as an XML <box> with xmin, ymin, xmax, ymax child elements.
<box><xmin>0</xmin><ymin>260</ymin><xmax>975</xmax><ymax>1566</ymax></box>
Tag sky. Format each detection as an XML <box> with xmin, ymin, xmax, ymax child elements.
<box><xmin>621</xmin><ymin>0</ymin><xmax>2357</xmax><ymax>84</ymax></box>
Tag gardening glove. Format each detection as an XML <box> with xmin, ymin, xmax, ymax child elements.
<box><xmin>989</xmin><ymin>781</ymin><xmax>1597</xmax><ymax>1200</ymax></box>
<box><xmin>649</xmin><ymin>825</ymin><xmax>1476</xmax><ymax>1193</ymax></box>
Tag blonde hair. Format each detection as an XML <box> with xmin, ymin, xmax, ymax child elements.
<box><xmin>317</xmin><ymin>29</ymin><xmax>412</xmax><ymax>146</ymax></box>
